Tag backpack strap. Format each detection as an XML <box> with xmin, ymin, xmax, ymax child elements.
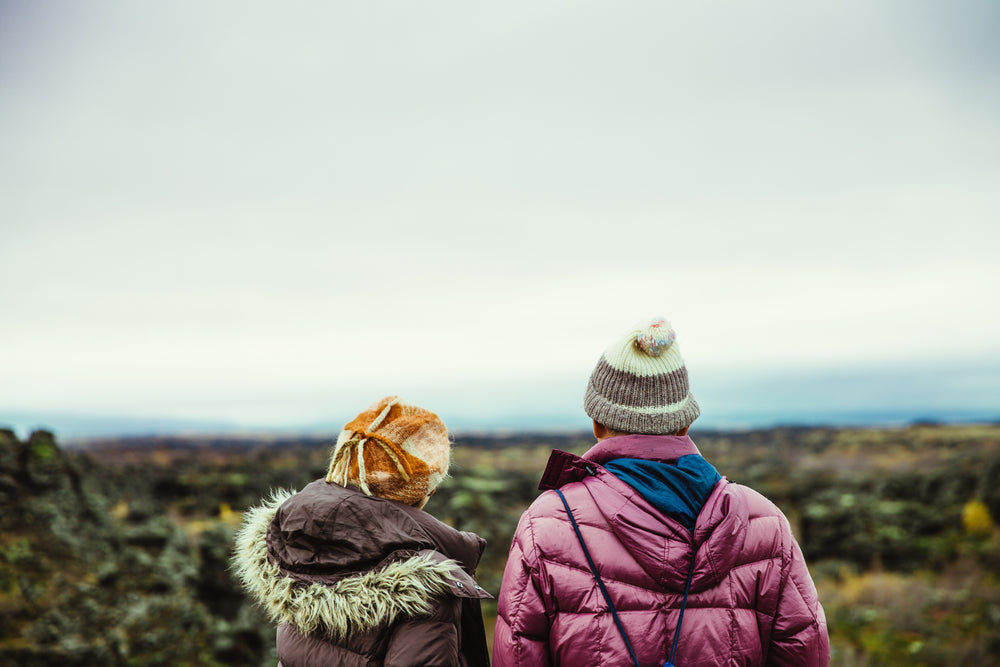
<box><xmin>555</xmin><ymin>488</ymin><xmax>697</xmax><ymax>667</ymax></box>
<box><xmin>556</xmin><ymin>489</ymin><xmax>641</xmax><ymax>667</ymax></box>
<box><xmin>665</xmin><ymin>553</ymin><xmax>697</xmax><ymax>667</ymax></box>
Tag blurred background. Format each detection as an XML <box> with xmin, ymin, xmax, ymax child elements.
<box><xmin>2</xmin><ymin>2</ymin><xmax>1000</xmax><ymax>666</ymax></box>
<box><xmin>2</xmin><ymin>0</ymin><xmax>998</xmax><ymax>438</ymax></box>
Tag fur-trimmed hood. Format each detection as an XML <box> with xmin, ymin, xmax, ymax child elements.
<box><xmin>232</xmin><ymin>480</ymin><xmax>490</xmax><ymax>638</ymax></box>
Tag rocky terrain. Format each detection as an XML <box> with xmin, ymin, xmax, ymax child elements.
<box><xmin>2</xmin><ymin>423</ymin><xmax>999</xmax><ymax>665</ymax></box>
<box><xmin>0</xmin><ymin>429</ymin><xmax>272</xmax><ymax>666</ymax></box>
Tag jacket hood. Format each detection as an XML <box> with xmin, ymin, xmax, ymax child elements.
<box><xmin>232</xmin><ymin>481</ymin><xmax>489</xmax><ymax>638</ymax></box>
<box><xmin>539</xmin><ymin>435</ymin><xmax>749</xmax><ymax>593</ymax></box>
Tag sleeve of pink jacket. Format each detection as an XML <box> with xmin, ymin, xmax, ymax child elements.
<box><xmin>767</xmin><ymin>530</ymin><xmax>830</xmax><ymax>666</ymax></box>
<box><xmin>492</xmin><ymin>511</ymin><xmax>551</xmax><ymax>667</ymax></box>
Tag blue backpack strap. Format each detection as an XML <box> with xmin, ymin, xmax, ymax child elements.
<box><xmin>555</xmin><ymin>489</ymin><xmax>641</xmax><ymax>667</ymax></box>
<box><xmin>556</xmin><ymin>488</ymin><xmax>698</xmax><ymax>667</ymax></box>
<box><xmin>665</xmin><ymin>552</ymin><xmax>697</xmax><ymax>667</ymax></box>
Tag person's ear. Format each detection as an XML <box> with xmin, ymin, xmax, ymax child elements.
<box><xmin>593</xmin><ymin>420</ymin><xmax>611</xmax><ymax>441</ymax></box>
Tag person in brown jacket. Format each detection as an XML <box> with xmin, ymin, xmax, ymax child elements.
<box><xmin>233</xmin><ymin>396</ymin><xmax>492</xmax><ymax>666</ymax></box>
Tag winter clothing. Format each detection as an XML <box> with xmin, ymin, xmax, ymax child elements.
<box><xmin>327</xmin><ymin>396</ymin><xmax>452</xmax><ymax>505</ymax></box>
<box><xmin>584</xmin><ymin>318</ymin><xmax>700</xmax><ymax>434</ymax></box>
<box><xmin>234</xmin><ymin>479</ymin><xmax>492</xmax><ymax>666</ymax></box>
<box><xmin>603</xmin><ymin>454</ymin><xmax>721</xmax><ymax>530</ymax></box>
<box><xmin>493</xmin><ymin>434</ymin><xmax>829</xmax><ymax>667</ymax></box>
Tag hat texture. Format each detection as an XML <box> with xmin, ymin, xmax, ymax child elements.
<box><xmin>326</xmin><ymin>396</ymin><xmax>451</xmax><ymax>505</ymax></box>
<box><xmin>584</xmin><ymin>318</ymin><xmax>700</xmax><ymax>434</ymax></box>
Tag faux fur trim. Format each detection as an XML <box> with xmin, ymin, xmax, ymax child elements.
<box><xmin>232</xmin><ymin>488</ymin><xmax>458</xmax><ymax>637</ymax></box>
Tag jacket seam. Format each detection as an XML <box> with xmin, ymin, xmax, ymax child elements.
<box><xmin>512</xmin><ymin>506</ymin><xmax>543</xmax><ymax>665</ymax></box>
<box><xmin>728</xmin><ymin>573</ymin><xmax>736</xmax><ymax>665</ymax></box>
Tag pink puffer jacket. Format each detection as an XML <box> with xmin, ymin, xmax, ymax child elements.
<box><xmin>493</xmin><ymin>435</ymin><xmax>829</xmax><ymax>667</ymax></box>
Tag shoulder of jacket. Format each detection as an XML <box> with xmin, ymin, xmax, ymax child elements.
<box><xmin>511</xmin><ymin>488</ymin><xmax>566</xmax><ymax>560</ymax></box>
<box><xmin>722</xmin><ymin>482</ymin><xmax>796</xmax><ymax>563</ymax></box>
<box><xmin>523</xmin><ymin>483</ymin><xmax>594</xmax><ymax>527</ymax></box>
<box><xmin>724</xmin><ymin>481</ymin><xmax>789</xmax><ymax>522</ymax></box>
<box><xmin>516</xmin><ymin>480</ymin><xmax>608</xmax><ymax>554</ymax></box>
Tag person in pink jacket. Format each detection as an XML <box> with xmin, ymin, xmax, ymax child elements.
<box><xmin>494</xmin><ymin>318</ymin><xmax>829</xmax><ymax>667</ymax></box>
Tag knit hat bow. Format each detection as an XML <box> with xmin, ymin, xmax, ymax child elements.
<box><xmin>326</xmin><ymin>396</ymin><xmax>451</xmax><ymax>505</ymax></box>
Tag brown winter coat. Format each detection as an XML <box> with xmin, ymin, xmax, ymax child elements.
<box><xmin>233</xmin><ymin>479</ymin><xmax>492</xmax><ymax>666</ymax></box>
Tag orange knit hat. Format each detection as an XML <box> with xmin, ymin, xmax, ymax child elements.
<box><xmin>325</xmin><ymin>396</ymin><xmax>452</xmax><ymax>505</ymax></box>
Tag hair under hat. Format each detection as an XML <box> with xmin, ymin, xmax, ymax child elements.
<box><xmin>326</xmin><ymin>396</ymin><xmax>451</xmax><ymax>505</ymax></box>
<box><xmin>584</xmin><ymin>318</ymin><xmax>700</xmax><ymax>434</ymax></box>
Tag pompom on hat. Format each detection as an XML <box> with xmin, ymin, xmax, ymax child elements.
<box><xmin>326</xmin><ymin>396</ymin><xmax>451</xmax><ymax>505</ymax></box>
<box><xmin>584</xmin><ymin>317</ymin><xmax>700</xmax><ymax>435</ymax></box>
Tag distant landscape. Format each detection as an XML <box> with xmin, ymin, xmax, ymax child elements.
<box><xmin>5</xmin><ymin>359</ymin><xmax>999</xmax><ymax>441</ymax></box>
<box><xmin>2</xmin><ymin>423</ymin><xmax>999</xmax><ymax>665</ymax></box>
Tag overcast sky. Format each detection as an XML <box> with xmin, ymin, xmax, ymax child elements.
<box><xmin>2</xmin><ymin>1</ymin><xmax>998</xmax><ymax>436</ymax></box>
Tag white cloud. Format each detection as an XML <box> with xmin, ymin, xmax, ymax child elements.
<box><xmin>1</xmin><ymin>0</ymin><xmax>998</xmax><ymax>429</ymax></box>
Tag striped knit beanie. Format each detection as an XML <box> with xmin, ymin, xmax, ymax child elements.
<box><xmin>325</xmin><ymin>396</ymin><xmax>451</xmax><ymax>505</ymax></box>
<box><xmin>584</xmin><ymin>318</ymin><xmax>700</xmax><ymax>434</ymax></box>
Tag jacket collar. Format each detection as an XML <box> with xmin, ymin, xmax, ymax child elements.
<box><xmin>539</xmin><ymin>434</ymin><xmax>701</xmax><ymax>490</ymax></box>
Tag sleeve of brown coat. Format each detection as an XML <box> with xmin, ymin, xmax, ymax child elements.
<box><xmin>384</xmin><ymin>616</ymin><xmax>461</xmax><ymax>667</ymax></box>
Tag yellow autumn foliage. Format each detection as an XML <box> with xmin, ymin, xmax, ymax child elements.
<box><xmin>962</xmin><ymin>499</ymin><xmax>995</xmax><ymax>536</ymax></box>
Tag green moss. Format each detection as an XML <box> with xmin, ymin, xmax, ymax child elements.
<box><xmin>0</xmin><ymin>540</ymin><xmax>32</xmax><ymax>566</ymax></box>
<box><xmin>30</xmin><ymin>441</ymin><xmax>56</xmax><ymax>462</ymax></box>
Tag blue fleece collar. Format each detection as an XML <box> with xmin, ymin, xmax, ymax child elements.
<box><xmin>604</xmin><ymin>454</ymin><xmax>721</xmax><ymax>530</ymax></box>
